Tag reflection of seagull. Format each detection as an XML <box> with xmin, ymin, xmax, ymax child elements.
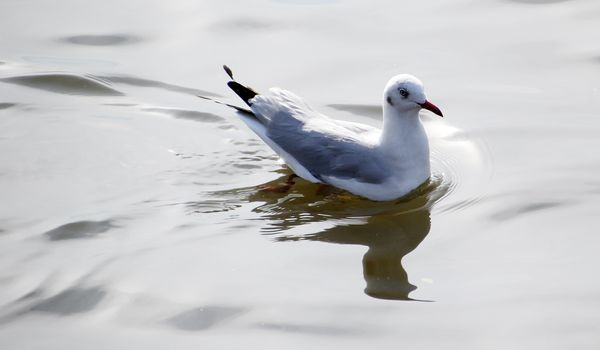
<box><xmin>205</xmin><ymin>172</ymin><xmax>442</xmax><ymax>300</ymax></box>
<box><xmin>223</xmin><ymin>65</ymin><xmax>443</xmax><ymax>201</ymax></box>
<box><xmin>305</xmin><ymin>210</ymin><xmax>431</xmax><ymax>301</ymax></box>
<box><xmin>249</xmin><ymin>174</ymin><xmax>433</xmax><ymax>300</ymax></box>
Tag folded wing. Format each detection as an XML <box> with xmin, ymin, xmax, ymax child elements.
<box><xmin>251</xmin><ymin>88</ymin><xmax>388</xmax><ymax>184</ymax></box>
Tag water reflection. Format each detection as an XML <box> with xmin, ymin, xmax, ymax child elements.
<box><xmin>280</xmin><ymin>209</ymin><xmax>430</xmax><ymax>300</ymax></box>
<box><xmin>240</xmin><ymin>172</ymin><xmax>444</xmax><ymax>300</ymax></box>
<box><xmin>61</xmin><ymin>34</ymin><xmax>141</xmax><ymax>46</ymax></box>
<box><xmin>1</xmin><ymin>73</ymin><xmax>123</xmax><ymax>96</ymax></box>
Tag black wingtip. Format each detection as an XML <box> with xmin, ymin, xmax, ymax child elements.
<box><xmin>227</xmin><ymin>81</ymin><xmax>258</xmax><ymax>107</ymax></box>
<box><xmin>223</xmin><ymin>65</ymin><xmax>234</xmax><ymax>80</ymax></box>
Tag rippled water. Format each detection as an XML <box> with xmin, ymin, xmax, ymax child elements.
<box><xmin>1</xmin><ymin>0</ymin><xmax>600</xmax><ymax>348</ymax></box>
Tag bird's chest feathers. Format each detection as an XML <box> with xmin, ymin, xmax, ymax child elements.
<box><xmin>379</xmin><ymin>131</ymin><xmax>430</xmax><ymax>187</ymax></box>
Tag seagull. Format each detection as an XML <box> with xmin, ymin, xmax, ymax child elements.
<box><xmin>223</xmin><ymin>65</ymin><xmax>443</xmax><ymax>201</ymax></box>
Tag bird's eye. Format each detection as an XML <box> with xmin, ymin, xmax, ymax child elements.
<box><xmin>399</xmin><ymin>88</ymin><xmax>409</xmax><ymax>98</ymax></box>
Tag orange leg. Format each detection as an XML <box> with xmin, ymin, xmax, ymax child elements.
<box><xmin>315</xmin><ymin>183</ymin><xmax>338</xmax><ymax>196</ymax></box>
<box><xmin>258</xmin><ymin>174</ymin><xmax>298</xmax><ymax>193</ymax></box>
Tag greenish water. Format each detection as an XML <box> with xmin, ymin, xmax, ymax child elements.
<box><xmin>1</xmin><ymin>0</ymin><xmax>600</xmax><ymax>349</ymax></box>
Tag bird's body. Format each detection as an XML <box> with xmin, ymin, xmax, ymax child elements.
<box><xmin>224</xmin><ymin>67</ymin><xmax>443</xmax><ymax>201</ymax></box>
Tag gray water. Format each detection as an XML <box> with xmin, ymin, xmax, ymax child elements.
<box><xmin>1</xmin><ymin>0</ymin><xmax>600</xmax><ymax>349</ymax></box>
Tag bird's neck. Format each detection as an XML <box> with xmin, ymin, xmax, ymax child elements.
<box><xmin>379</xmin><ymin>105</ymin><xmax>431</xmax><ymax>181</ymax></box>
<box><xmin>379</xmin><ymin>106</ymin><xmax>424</xmax><ymax>148</ymax></box>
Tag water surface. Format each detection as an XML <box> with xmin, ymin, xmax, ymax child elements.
<box><xmin>1</xmin><ymin>0</ymin><xmax>600</xmax><ymax>349</ymax></box>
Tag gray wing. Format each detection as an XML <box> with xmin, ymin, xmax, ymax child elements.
<box><xmin>250</xmin><ymin>88</ymin><xmax>388</xmax><ymax>184</ymax></box>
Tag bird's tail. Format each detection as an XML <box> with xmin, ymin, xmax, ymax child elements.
<box><xmin>223</xmin><ymin>65</ymin><xmax>258</xmax><ymax>107</ymax></box>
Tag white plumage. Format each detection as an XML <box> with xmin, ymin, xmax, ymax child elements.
<box><xmin>226</xmin><ymin>71</ymin><xmax>443</xmax><ymax>201</ymax></box>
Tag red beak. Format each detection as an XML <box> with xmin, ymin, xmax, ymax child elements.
<box><xmin>419</xmin><ymin>100</ymin><xmax>443</xmax><ymax>117</ymax></box>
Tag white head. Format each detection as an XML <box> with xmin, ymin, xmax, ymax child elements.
<box><xmin>383</xmin><ymin>74</ymin><xmax>443</xmax><ymax>117</ymax></box>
